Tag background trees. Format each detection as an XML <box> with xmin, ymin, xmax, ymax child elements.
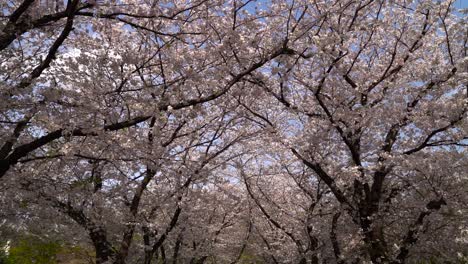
<box><xmin>1</xmin><ymin>0</ymin><xmax>467</xmax><ymax>263</ymax></box>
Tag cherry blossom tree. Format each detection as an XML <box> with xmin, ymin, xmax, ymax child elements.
<box><xmin>1</xmin><ymin>0</ymin><xmax>467</xmax><ymax>263</ymax></box>
<box><xmin>234</xmin><ymin>0</ymin><xmax>467</xmax><ymax>262</ymax></box>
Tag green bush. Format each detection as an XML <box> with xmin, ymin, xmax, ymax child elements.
<box><xmin>1</xmin><ymin>237</ymin><xmax>62</xmax><ymax>264</ymax></box>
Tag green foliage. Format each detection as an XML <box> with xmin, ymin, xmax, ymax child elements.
<box><xmin>414</xmin><ymin>255</ymin><xmax>468</xmax><ymax>264</ymax></box>
<box><xmin>238</xmin><ymin>252</ymin><xmax>264</xmax><ymax>264</ymax></box>
<box><xmin>1</xmin><ymin>237</ymin><xmax>62</xmax><ymax>264</ymax></box>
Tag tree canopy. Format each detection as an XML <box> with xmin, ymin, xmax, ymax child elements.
<box><xmin>0</xmin><ymin>0</ymin><xmax>467</xmax><ymax>263</ymax></box>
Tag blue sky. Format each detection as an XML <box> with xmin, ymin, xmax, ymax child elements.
<box><xmin>454</xmin><ymin>0</ymin><xmax>468</xmax><ymax>8</ymax></box>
